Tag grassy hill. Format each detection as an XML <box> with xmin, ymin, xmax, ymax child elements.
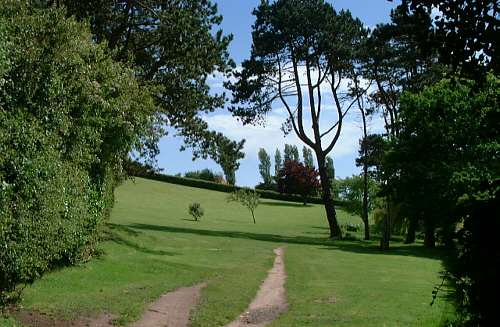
<box><xmin>2</xmin><ymin>177</ymin><xmax>454</xmax><ymax>326</ymax></box>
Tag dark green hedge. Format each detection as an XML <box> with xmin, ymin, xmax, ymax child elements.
<box><xmin>0</xmin><ymin>4</ymin><xmax>153</xmax><ymax>304</ymax></box>
<box><xmin>132</xmin><ymin>172</ymin><xmax>344</xmax><ymax>206</ymax></box>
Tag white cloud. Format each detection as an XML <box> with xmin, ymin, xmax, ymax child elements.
<box><xmin>202</xmin><ymin>107</ymin><xmax>375</xmax><ymax>162</ymax></box>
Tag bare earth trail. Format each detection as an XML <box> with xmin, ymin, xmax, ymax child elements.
<box><xmin>224</xmin><ymin>247</ymin><xmax>288</xmax><ymax>327</ymax></box>
<box><xmin>130</xmin><ymin>283</ymin><xmax>206</xmax><ymax>327</ymax></box>
<box><xmin>13</xmin><ymin>248</ymin><xmax>286</xmax><ymax>327</ymax></box>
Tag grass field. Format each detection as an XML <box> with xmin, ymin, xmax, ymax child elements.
<box><xmin>1</xmin><ymin>177</ymin><xmax>454</xmax><ymax>326</ymax></box>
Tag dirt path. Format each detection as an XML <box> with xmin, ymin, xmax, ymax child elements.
<box><xmin>130</xmin><ymin>283</ymin><xmax>206</xmax><ymax>327</ymax></box>
<box><xmin>11</xmin><ymin>310</ymin><xmax>116</xmax><ymax>327</ymax></box>
<box><xmin>225</xmin><ymin>247</ymin><xmax>288</xmax><ymax>327</ymax></box>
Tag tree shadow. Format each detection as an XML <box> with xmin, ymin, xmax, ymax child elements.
<box><xmin>105</xmin><ymin>223</ymin><xmax>177</xmax><ymax>256</ymax></box>
<box><xmin>260</xmin><ymin>200</ymin><xmax>311</xmax><ymax>208</ymax></box>
<box><xmin>125</xmin><ymin>223</ymin><xmax>446</xmax><ymax>260</ymax></box>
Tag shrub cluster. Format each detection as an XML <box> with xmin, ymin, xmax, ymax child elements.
<box><xmin>188</xmin><ymin>203</ymin><xmax>204</xmax><ymax>221</ymax></box>
<box><xmin>0</xmin><ymin>4</ymin><xmax>154</xmax><ymax>304</ymax></box>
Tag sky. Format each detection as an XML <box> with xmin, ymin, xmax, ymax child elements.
<box><xmin>156</xmin><ymin>0</ymin><xmax>400</xmax><ymax>187</ymax></box>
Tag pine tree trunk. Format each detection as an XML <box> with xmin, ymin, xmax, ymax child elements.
<box><xmin>380</xmin><ymin>199</ymin><xmax>391</xmax><ymax>250</ymax></box>
<box><xmin>317</xmin><ymin>154</ymin><xmax>342</xmax><ymax>239</ymax></box>
<box><xmin>362</xmin><ymin>163</ymin><xmax>370</xmax><ymax>240</ymax></box>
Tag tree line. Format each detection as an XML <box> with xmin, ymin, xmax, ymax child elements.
<box><xmin>227</xmin><ymin>0</ymin><xmax>498</xmax><ymax>325</ymax></box>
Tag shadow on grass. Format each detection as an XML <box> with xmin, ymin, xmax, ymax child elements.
<box><xmin>260</xmin><ymin>200</ymin><xmax>311</xmax><ymax>208</ymax></box>
<box><xmin>125</xmin><ymin>223</ymin><xmax>446</xmax><ymax>260</ymax></box>
<box><xmin>105</xmin><ymin>223</ymin><xmax>177</xmax><ymax>256</ymax></box>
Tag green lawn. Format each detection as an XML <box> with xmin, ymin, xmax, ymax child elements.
<box><xmin>2</xmin><ymin>177</ymin><xmax>454</xmax><ymax>326</ymax></box>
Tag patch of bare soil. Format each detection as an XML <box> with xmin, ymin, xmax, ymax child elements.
<box><xmin>130</xmin><ymin>282</ymin><xmax>206</xmax><ymax>327</ymax></box>
<box><xmin>225</xmin><ymin>247</ymin><xmax>288</xmax><ymax>327</ymax></box>
<box><xmin>11</xmin><ymin>309</ymin><xmax>115</xmax><ymax>327</ymax></box>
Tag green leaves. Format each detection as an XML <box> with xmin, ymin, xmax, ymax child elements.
<box><xmin>0</xmin><ymin>2</ymin><xmax>155</xmax><ymax>303</ymax></box>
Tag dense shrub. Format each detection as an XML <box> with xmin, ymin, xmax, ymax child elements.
<box><xmin>255</xmin><ymin>182</ymin><xmax>277</xmax><ymax>191</ymax></box>
<box><xmin>0</xmin><ymin>3</ymin><xmax>154</xmax><ymax>304</ymax></box>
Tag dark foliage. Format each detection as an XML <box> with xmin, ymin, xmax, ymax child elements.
<box><xmin>277</xmin><ymin>160</ymin><xmax>320</xmax><ymax>205</ymax></box>
<box><xmin>446</xmin><ymin>180</ymin><xmax>500</xmax><ymax>326</ymax></box>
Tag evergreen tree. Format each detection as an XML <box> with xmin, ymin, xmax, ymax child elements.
<box><xmin>274</xmin><ymin>149</ymin><xmax>282</xmax><ymax>178</ymax></box>
<box><xmin>303</xmin><ymin>146</ymin><xmax>315</xmax><ymax>168</ymax></box>
<box><xmin>258</xmin><ymin>148</ymin><xmax>272</xmax><ymax>185</ymax></box>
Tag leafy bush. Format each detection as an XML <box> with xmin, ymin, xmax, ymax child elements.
<box><xmin>0</xmin><ymin>3</ymin><xmax>154</xmax><ymax>305</ymax></box>
<box><xmin>188</xmin><ymin>203</ymin><xmax>204</xmax><ymax>221</ymax></box>
<box><xmin>255</xmin><ymin>182</ymin><xmax>277</xmax><ymax>191</ymax></box>
<box><xmin>343</xmin><ymin>223</ymin><xmax>361</xmax><ymax>232</ymax></box>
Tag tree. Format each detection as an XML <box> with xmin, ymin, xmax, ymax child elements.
<box><xmin>387</xmin><ymin>75</ymin><xmax>499</xmax><ymax>248</ymax></box>
<box><xmin>274</xmin><ymin>149</ymin><xmax>282</xmax><ymax>178</ymax></box>
<box><xmin>228</xmin><ymin>189</ymin><xmax>261</xmax><ymax>224</ymax></box>
<box><xmin>401</xmin><ymin>0</ymin><xmax>499</xmax><ymax>77</ymax></box>
<box><xmin>357</xmin><ymin>134</ymin><xmax>389</xmax><ymax>245</ymax></box>
<box><xmin>337</xmin><ymin>175</ymin><xmax>378</xmax><ymax>237</ymax></box>
<box><xmin>227</xmin><ymin>0</ymin><xmax>368</xmax><ymax>238</ymax></box>
<box><xmin>277</xmin><ymin>161</ymin><xmax>320</xmax><ymax>205</ymax></box>
<box><xmin>283</xmin><ymin>144</ymin><xmax>293</xmax><ymax>162</ymax></box>
<box><xmin>326</xmin><ymin>157</ymin><xmax>335</xmax><ymax>182</ymax></box>
<box><xmin>302</xmin><ymin>146</ymin><xmax>315</xmax><ymax>168</ymax></box>
<box><xmin>258</xmin><ymin>148</ymin><xmax>273</xmax><ymax>185</ymax></box>
<box><xmin>39</xmin><ymin>0</ymin><xmax>242</xmax><ymax>164</ymax></box>
<box><xmin>291</xmin><ymin>145</ymin><xmax>300</xmax><ymax>162</ymax></box>
<box><xmin>212</xmin><ymin>138</ymin><xmax>245</xmax><ymax>185</ymax></box>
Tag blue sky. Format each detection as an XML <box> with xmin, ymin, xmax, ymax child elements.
<box><xmin>156</xmin><ymin>0</ymin><xmax>399</xmax><ymax>187</ymax></box>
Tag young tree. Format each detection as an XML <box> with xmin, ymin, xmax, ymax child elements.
<box><xmin>337</xmin><ymin>175</ymin><xmax>378</xmax><ymax>231</ymax></box>
<box><xmin>302</xmin><ymin>146</ymin><xmax>315</xmax><ymax>168</ymax></box>
<box><xmin>228</xmin><ymin>189</ymin><xmax>261</xmax><ymax>224</ymax></box>
<box><xmin>188</xmin><ymin>203</ymin><xmax>204</xmax><ymax>221</ymax></box>
<box><xmin>227</xmin><ymin>0</ymin><xmax>368</xmax><ymax>238</ymax></box>
<box><xmin>258</xmin><ymin>148</ymin><xmax>273</xmax><ymax>185</ymax></box>
<box><xmin>277</xmin><ymin>161</ymin><xmax>320</xmax><ymax>205</ymax></box>
<box><xmin>274</xmin><ymin>149</ymin><xmax>283</xmax><ymax>178</ymax></box>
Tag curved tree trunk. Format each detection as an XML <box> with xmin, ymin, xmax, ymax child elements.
<box><xmin>317</xmin><ymin>154</ymin><xmax>342</xmax><ymax>239</ymax></box>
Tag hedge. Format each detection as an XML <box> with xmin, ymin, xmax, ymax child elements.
<box><xmin>0</xmin><ymin>5</ymin><xmax>154</xmax><ymax>305</ymax></box>
<box><xmin>132</xmin><ymin>171</ymin><xmax>345</xmax><ymax>206</ymax></box>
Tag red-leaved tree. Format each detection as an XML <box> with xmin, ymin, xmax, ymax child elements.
<box><xmin>277</xmin><ymin>160</ymin><xmax>320</xmax><ymax>205</ymax></box>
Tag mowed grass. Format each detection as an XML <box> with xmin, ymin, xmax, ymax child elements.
<box><xmin>3</xmin><ymin>177</ymin><xmax>453</xmax><ymax>326</ymax></box>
